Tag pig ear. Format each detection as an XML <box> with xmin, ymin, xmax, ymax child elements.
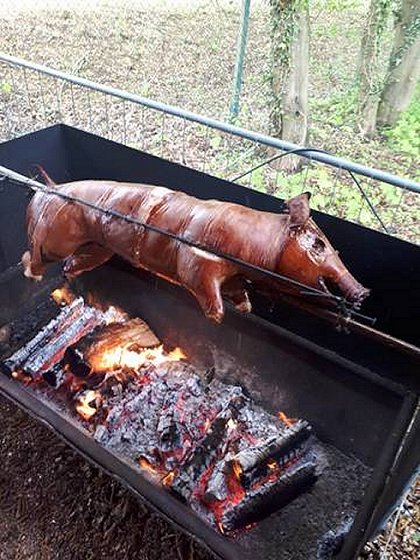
<box><xmin>286</xmin><ymin>192</ymin><xmax>311</xmax><ymax>226</ymax></box>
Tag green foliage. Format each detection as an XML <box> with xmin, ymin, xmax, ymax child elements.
<box><xmin>412</xmin><ymin>531</ymin><xmax>420</xmax><ymax>543</ymax></box>
<box><xmin>210</xmin><ymin>135</ymin><xmax>222</xmax><ymax>150</ymax></box>
<box><xmin>320</xmin><ymin>0</ymin><xmax>363</xmax><ymax>12</ymax></box>
<box><xmin>0</xmin><ymin>80</ymin><xmax>12</xmax><ymax>96</ymax></box>
<box><xmin>388</xmin><ymin>8</ymin><xmax>420</xmax><ymax>71</ymax></box>
<box><xmin>385</xmin><ymin>88</ymin><xmax>420</xmax><ymax>157</ymax></box>
<box><xmin>250</xmin><ymin>167</ymin><xmax>266</xmax><ymax>192</ymax></box>
<box><xmin>314</xmin><ymin>88</ymin><xmax>359</xmax><ymax>126</ymax></box>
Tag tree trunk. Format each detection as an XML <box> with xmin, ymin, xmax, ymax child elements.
<box><xmin>377</xmin><ymin>0</ymin><xmax>420</xmax><ymax>127</ymax></box>
<box><xmin>357</xmin><ymin>0</ymin><xmax>392</xmax><ymax>138</ymax></box>
<box><xmin>269</xmin><ymin>1</ymin><xmax>309</xmax><ymax>173</ymax></box>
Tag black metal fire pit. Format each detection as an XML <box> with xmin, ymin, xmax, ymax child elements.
<box><xmin>0</xmin><ymin>125</ymin><xmax>419</xmax><ymax>560</ymax></box>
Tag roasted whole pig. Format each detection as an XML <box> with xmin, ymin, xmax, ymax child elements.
<box><xmin>22</xmin><ymin>176</ymin><xmax>369</xmax><ymax>322</ymax></box>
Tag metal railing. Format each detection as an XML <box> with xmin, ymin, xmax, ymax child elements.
<box><xmin>1</xmin><ymin>53</ymin><xmax>419</xmax><ymax>244</ymax></box>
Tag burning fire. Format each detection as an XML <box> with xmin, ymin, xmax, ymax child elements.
<box><xmin>227</xmin><ymin>418</ymin><xmax>237</xmax><ymax>431</ymax></box>
<box><xmin>75</xmin><ymin>390</ymin><xmax>100</xmax><ymax>420</ymax></box>
<box><xmin>51</xmin><ymin>286</ymin><xmax>75</xmax><ymax>306</ymax></box>
<box><xmin>139</xmin><ymin>456</ymin><xmax>158</xmax><ymax>474</ymax></box>
<box><xmin>277</xmin><ymin>411</ymin><xmax>296</xmax><ymax>427</ymax></box>
<box><xmin>231</xmin><ymin>460</ymin><xmax>243</xmax><ymax>481</ymax></box>
<box><xmin>103</xmin><ymin>305</ymin><xmax>128</xmax><ymax>325</ymax></box>
<box><xmin>161</xmin><ymin>471</ymin><xmax>175</xmax><ymax>487</ymax></box>
<box><xmin>267</xmin><ymin>459</ymin><xmax>277</xmax><ymax>470</ymax></box>
<box><xmin>89</xmin><ymin>344</ymin><xmax>186</xmax><ymax>373</ymax></box>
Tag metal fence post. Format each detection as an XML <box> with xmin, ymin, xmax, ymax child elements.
<box><xmin>230</xmin><ymin>0</ymin><xmax>251</xmax><ymax>118</ymax></box>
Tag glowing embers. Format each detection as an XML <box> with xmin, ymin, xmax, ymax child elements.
<box><xmin>51</xmin><ymin>285</ymin><xmax>76</xmax><ymax>306</ymax></box>
<box><xmin>75</xmin><ymin>390</ymin><xmax>101</xmax><ymax>421</ymax></box>
<box><xmin>95</xmin><ymin>366</ymin><xmax>317</xmax><ymax>533</ymax></box>
<box><xmin>5</xmin><ymin>286</ymin><xmax>319</xmax><ymax>535</ymax></box>
<box><xmin>4</xmin><ymin>290</ymin><xmax>185</xmax><ymax>424</ymax></box>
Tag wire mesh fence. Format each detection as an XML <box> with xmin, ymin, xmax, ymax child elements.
<box><xmin>0</xmin><ymin>0</ymin><xmax>271</xmax><ymax>129</ymax></box>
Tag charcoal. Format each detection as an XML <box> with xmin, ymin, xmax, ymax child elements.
<box><xmin>204</xmin><ymin>453</ymin><xmax>234</xmax><ymax>503</ymax></box>
<box><xmin>63</xmin><ymin>346</ymin><xmax>91</xmax><ymax>378</ymax></box>
<box><xmin>4</xmin><ymin>292</ymin><xmax>321</xmax><ymax>534</ymax></box>
<box><xmin>220</xmin><ymin>457</ymin><xmax>318</xmax><ymax>532</ymax></box>
<box><xmin>238</xmin><ymin>404</ymin><xmax>283</xmax><ymax>439</ymax></box>
<box><xmin>157</xmin><ymin>391</ymin><xmax>182</xmax><ymax>452</ymax></box>
<box><xmin>173</xmin><ymin>395</ymin><xmax>244</xmax><ymax>501</ymax></box>
<box><xmin>229</xmin><ymin>419</ymin><xmax>312</xmax><ymax>475</ymax></box>
<box><xmin>3</xmin><ymin>297</ymin><xmax>85</xmax><ymax>373</ymax></box>
<box><xmin>23</xmin><ymin>306</ymin><xmax>103</xmax><ymax>378</ymax></box>
<box><xmin>42</xmin><ymin>362</ymin><xmax>67</xmax><ymax>388</ymax></box>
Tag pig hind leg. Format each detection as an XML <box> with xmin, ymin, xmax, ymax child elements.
<box><xmin>63</xmin><ymin>243</ymin><xmax>114</xmax><ymax>278</ymax></box>
<box><xmin>222</xmin><ymin>276</ymin><xmax>252</xmax><ymax>314</ymax></box>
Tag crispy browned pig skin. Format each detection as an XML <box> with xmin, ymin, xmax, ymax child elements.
<box><xmin>22</xmin><ymin>179</ymin><xmax>369</xmax><ymax>323</ymax></box>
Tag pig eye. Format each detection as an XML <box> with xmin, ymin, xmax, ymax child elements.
<box><xmin>312</xmin><ymin>238</ymin><xmax>326</xmax><ymax>255</ymax></box>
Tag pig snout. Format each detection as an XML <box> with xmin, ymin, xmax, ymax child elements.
<box><xmin>336</xmin><ymin>272</ymin><xmax>370</xmax><ymax>303</ymax></box>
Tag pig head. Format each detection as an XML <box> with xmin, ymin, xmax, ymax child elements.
<box><xmin>277</xmin><ymin>192</ymin><xmax>370</xmax><ymax>304</ymax></box>
<box><xmin>21</xmin><ymin>178</ymin><xmax>369</xmax><ymax>323</ymax></box>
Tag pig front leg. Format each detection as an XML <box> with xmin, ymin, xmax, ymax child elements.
<box><xmin>222</xmin><ymin>276</ymin><xmax>252</xmax><ymax>314</ymax></box>
<box><xmin>63</xmin><ymin>243</ymin><xmax>114</xmax><ymax>278</ymax></box>
<box><xmin>177</xmin><ymin>247</ymin><xmax>237</xmax><ymax>323</ymax></box>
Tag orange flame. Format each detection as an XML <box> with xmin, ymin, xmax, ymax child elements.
<box><xmin>11</xmin><ymin>370</ymin><xmax>31</xmax><ymax>384</ymax></box>
<box><xmin>161</xmin><ymin>471</ymin><xmax>175</xmax><ymax>487</ymax></box>
<box><xmin>139</xmin><ymin>456</ymin><xmax>158</xmax><ymax>474</ymax></box>
<box><xmin>75</xmin><ymin>390</ymin><xmax>100</xmax><ymax>420</ymax></box>
<box><xmin>277</xmin><ymin>411</ymin><xmax>296</xmax><ymax>427</ymax></box>
<box><xmin>231</xmin><ymin>460</ymin><xmax>243</xmax><ymax>481</ymax></box>
<box><xmin>89</xmin><ymin>344</ymin><xmax>186</xmax><ymax>373</ymax></box>
<box><xmin>267</xmin><ymin>459</ymin><xmax>277</xmax><ymax>471</ymax></box>
<box><xmin>51</xmin><ymin>286</ymin><xmax>75</xmax><ymax>306</ymax></box>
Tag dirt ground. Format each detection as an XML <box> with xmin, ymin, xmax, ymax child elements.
<box><xmin>0</xmin><ymin>394</ymin><xmax>213</xmax><ymax>560</ymax></box>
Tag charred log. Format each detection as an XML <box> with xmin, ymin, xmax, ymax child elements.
<box><xmin>204</xmin><ymin>454</ymin><xmax>234</xmax><ymax>503</ymax></box>
<box><xmin>63</xmin><ymin>318</ymin><xmax>160</xmax><ymax>377</ymax></box>
<box><xmin>229</xmin><ymin>420</ymin><xmax>312</xmax><ymax>476</ymax></box>
<box><xmin>23</xmin><ymin>307</ymin><xmax>103</xmax><ymax>378</ymax></box>
<box><xmin>42</xmin><ymin>362</ymin><xmax>67</xmax><ymax>389</ymax></box>
<box><xmin>3</xmin><ymin>297</ymin><xmax>85</xmax><ymax>374</ymax></box>
<box><xmin>220</xmin><ymin>457</ymin><xmax>318</xmax><ymax>532</ymax></box>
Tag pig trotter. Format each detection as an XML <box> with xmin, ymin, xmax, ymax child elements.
<box><xmin>21</xmin><ymin>250</ymin><xmax>44</xmax><ymax>282</ymax></box>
